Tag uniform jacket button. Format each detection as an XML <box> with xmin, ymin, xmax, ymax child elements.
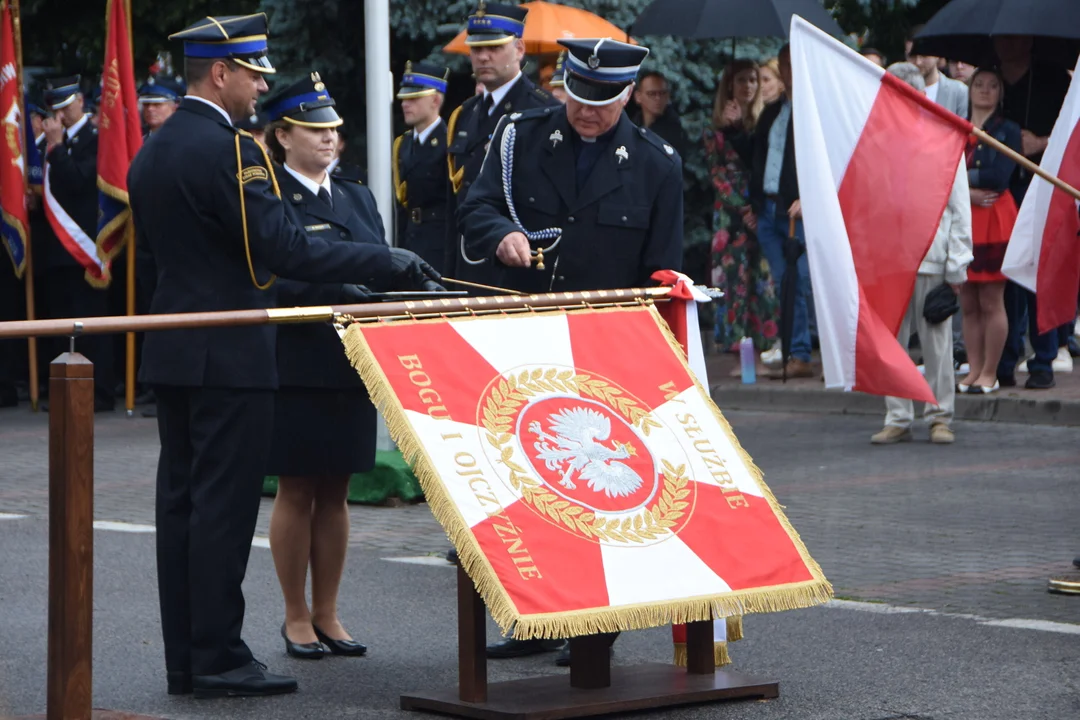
<box><xmin>621</xmin><ymin>215</ymin><xmax>628</xmax><ymax>222</ymax></box>
<box><xmin>340</xmin><ymin>231</ymin><xmax>347</xmax><ymax>238</ymax></box>
<box><xmin>557</xmin><ymin>275</ymin><xmax>566</xmax><ymax>281</ymax></box>
<box><xmin>529</xmin><ymin>197</ymin><xmax>535</xmax><ymax>202</ymax></box>
<box><xmin>568</xmin><ymin>216</ymin><xmax>575</xmax><ymax>223</ymax></box>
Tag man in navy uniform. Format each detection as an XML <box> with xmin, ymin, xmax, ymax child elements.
<box><xmin>37</xmin><ymin>75</ymin><xmax>116</xmax><ymax>412</ymax></box>
<box><xmin>459</xmin><ymin>37</ymin><xmax>683</xmax><ymax>297</ymax></box>
<box><xmin>548</xmin><ymin>51</ymin><xmax>567</xmax><ymax>103</ymax></box>
<box><xmin>393</xmin><ymin>61</ymin><xmax>450</xmax><ymax>273</ymax></box>
<box><xmin>138</xmin><ymin>79</ymin><xmax>182</xmax><ymax>137</ymax></box>
<box><xmin>128</xmin><ymin>13</ymin><xmax>440</xmax><ymax>699</ymax></box>
<box><xmin>459</xmin><ymin>38</ymin><xmax>683</xmax><ymax>662</ymax></box>
<box><xmin>445</xmin><ymin>1</ymin><xmax>557</xmax><ymax>281</ymax></box>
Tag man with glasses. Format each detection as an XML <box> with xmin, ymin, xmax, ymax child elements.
<box><xmin>631</xmin><ymin>70</ymin><xmax>686</xmax><ymax>159</ymax></box>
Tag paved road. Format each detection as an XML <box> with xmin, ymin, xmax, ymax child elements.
<box><xmin>1</xmin><ymin>406</ymin><xmax>1078</xmax><ymax>719</ymax></box>
<box><xmin>2</xmin><ymin>406</ymin><xmax>1076</xmax><ymax>622</ymax></box>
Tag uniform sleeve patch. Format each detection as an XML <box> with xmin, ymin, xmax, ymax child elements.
<box><xmin>238</xmin><ymin>166</ymin><xmax>269</xmax><ymax>184</ymax></box>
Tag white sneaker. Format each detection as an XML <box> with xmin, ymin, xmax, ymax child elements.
<box><xmin>1053</xmin><ymin>347</ymin><xmax>1073</xmax><ymax>373</ymax></box>
<box><xmin>760</xmin><ymin>346</ymin><xmax>783</xmax><ymax>368</ymax></box>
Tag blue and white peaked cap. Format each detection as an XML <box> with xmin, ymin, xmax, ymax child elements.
<box><xmin>169</xmin><ymin>13</ymin><xmax>276</xmax><ymax>74</ymax></box>
<box><xmin>397</xmin><ymin>61</ymin><xmax>450</xmax><ymax>99</ymax></box>
<box><xmin>558</xmin><ymin>38</ymin><xmax>649</xmax><ymax>106</ymax></box>
<box><xmin>43</xmin><ymin>76</ymin><xmax>82</xmax><ymax>111</ymax></box>
<box><xmin>465</xmin><ymin>2</ymin><xmax>527</xmax><ymax>47</ymax></box>
<box><xmin>262</xmin><ymin>72</ymin><xmax>342</xmax><ymax>129</ymax></box>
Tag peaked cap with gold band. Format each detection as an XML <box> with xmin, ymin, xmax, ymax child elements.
<box><xmin>549</xmin><ymin>52</ymin><xmax>566</xmax><ymax>88</ymax></box>
<box><xmin>397</xmin><ymin>61</ymin><xmax>449</xmax><ymax>99</ymax></box>
<box><xmin>559</xmin><ymin>37</ymin><xmax>649</xmax><ymax>107</ymax></box>
<box><xmin>465</xmin><ymin>1</ymin><xmax>527</xmax><ymax>47</ymax></box>
<box><xmin>168</xmin><ymin>13</ymin><xmax>276</xmax><ymax>74</ymax></box>
<box><xmin>263</xmin><ymin>72</ymin><xmax>342</xmax><ymax>129</ymax></box>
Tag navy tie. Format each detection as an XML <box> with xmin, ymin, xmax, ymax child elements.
<box><xmin>318</xmin><ymin>186</ymin><xmax>333</xmax><ymax>209</ymax></box>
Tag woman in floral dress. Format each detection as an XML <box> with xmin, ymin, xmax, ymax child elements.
<box><xmin>706</xmin><ymin>59</ymin><xmax>778</xmax><ymax>353</ymax></box>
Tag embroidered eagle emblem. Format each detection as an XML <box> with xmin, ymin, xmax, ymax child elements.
<box><xmin>529</xmin><ymin>407</ymin><xmax>643</xmax><ymax>498</ymax></box>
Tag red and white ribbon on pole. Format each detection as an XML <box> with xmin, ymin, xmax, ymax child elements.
<box><xmin>43</xmin><ymin>160</ymin><xmax>109</xmax><ymax>285</ymax></box>
<box><xmin>652</xmin><ymin>269</ymin><xmax>743</xmax><ymax>667</ymax></box>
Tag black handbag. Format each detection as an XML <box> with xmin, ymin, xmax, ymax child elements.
<box><xmin>923</xmin><ymin>282</ymin><xmax>959</xmax><ymax>324</ymax></box>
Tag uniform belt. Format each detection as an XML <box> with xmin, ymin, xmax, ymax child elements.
<box><xmin>409</xmin><ymin>207</ymin><xmax>446</xmax><ymax>224</ymax></box>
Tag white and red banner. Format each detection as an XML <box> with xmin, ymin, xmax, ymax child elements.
<box><xmin>1002</xmin><ymin>57</ymin><xmax>1080</xmax><ymax>334</ymax></box>
<box><xmin>344</xmin><ymin>305</ymin><xmax>830</xmax><ymax>639</ymax></box>
<box><xmin>791</xmin><ymin>15</ymin><xmax>973</xmax><ymax>403</ymax></box>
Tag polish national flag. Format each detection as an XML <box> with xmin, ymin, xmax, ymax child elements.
<box><xmin>1001</xmin><ymin>58</ymin><xmax>1080</xmax><ymax>335</ymax></box>
<box><xmin>791</xmin><ymin>16</ymin><xmax>973</xmax><ymax>403</ymax></box>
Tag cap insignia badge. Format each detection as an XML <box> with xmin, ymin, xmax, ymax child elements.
<box><xmin>615</xmin><ymin>145</ymin><xmax>629</xmax><ymax>164</ymax></box>
<box><xmin>588</xmin><ymin>54</ymin><xmax>600</xmax><ymax>70</ymax></box>
<box><xmin>477</xmin><ymin>1</ymin><xmax>486</xmax><ymax>17</ymax></box>
<box><xmin>549</xmin><ymin>129</ymin><xmax>563</xmax><ymax>147</ymax></box>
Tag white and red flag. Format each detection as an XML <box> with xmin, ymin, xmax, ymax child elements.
<box><xmin>791</xmin><ymin>16</ymin><xmax>973</xmax><ymax>403</ymax></box>
<box><xmin>1002</xmin><ymin>58</ymin><xmax>1080</xmax><ymax>334</ymax></box>
<box><xmin>343</xmin><ymin>305</ymin><xmax>831</xmax><ymax>639</ymax></box>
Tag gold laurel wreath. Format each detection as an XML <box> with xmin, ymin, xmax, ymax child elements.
<box><xmin>481</xmin><ymin>368</ymin><xmax>689</xmax><ymax>544</ymax></box>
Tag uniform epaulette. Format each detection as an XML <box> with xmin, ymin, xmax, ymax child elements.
<box><xmin>532</xmin><ymin>86</ymin><xmax>554</xmax><ymax>102</ymax></box>
<box><xmin>504</xmin><ymin>105</ymin><xmax>556</xmax><ymax>124</ymax></box>
<box><xmin>635</xmin><ymin>125</ymin><xmax>680</xmax><ymax>163</ymax></box>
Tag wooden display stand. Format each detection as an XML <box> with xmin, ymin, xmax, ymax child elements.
<box><xmin>400</xmin><ymin>566</ymin><xmax>779</xmax><ymax>720</ymax></box>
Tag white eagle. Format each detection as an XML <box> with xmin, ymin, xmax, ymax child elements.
<box><xmin>528</xmin><ymin>407</ymin><xmax>643</xmax><ymax>498</ymax></box>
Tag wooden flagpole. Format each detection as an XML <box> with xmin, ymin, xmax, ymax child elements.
<box><xmin>972</xmin><ymin>127</ymin><xmax>1080</xmax><ymax>203</ymax></box>
<box><xmin>11</xmin><ymin>0</ymin><xmax>39</xmax><ymax>412</ymax></box>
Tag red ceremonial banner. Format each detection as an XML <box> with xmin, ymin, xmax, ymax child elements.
<box><xmin>344</xmin><ymin>306</ymin><xmax>831</xmax><ymax>639</ymax></box>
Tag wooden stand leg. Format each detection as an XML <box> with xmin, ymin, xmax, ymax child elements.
<box><xmin>685</xmin><ymin>620</ymin><xmax>715</xmax><ymax>675</ymax></box>
<box><xmin>47</xmin><ymin>352</ymin><xmax>94</xmax><ymax>720</ymax></box>
<box><xmin>457</xmin><ymin>565</ymin><xmax>487</xmax><ymax>703</ymax></box>
<box><xmin>569</xmin><ymin>635</ymin><xmax>611</xmax><ymax>689</ymax></box>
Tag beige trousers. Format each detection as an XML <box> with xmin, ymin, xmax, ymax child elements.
<box><xmin>885</xmin><ymin>274</ymin><xmax>955</xmax><ymax>429</ymax></box>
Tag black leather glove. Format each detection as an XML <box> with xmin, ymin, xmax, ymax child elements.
<box><xmin>389</xmin><ymin>247</ymin><xmax>446</xmax><ymax>292</ymax></box>
<box><xmin>339</xmin><ymin>284</ymin><xmax>374</xmax><ymax>303</ymax></box>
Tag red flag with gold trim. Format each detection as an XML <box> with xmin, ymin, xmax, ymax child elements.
<box><xmin>0</xmin><ymin>0</ymin><xmax>28</xmax><ymax>277</ymax></box>
<box><xmin>95</xmin><ymin>0</ymin><xmax>141</xmax><ymax>284</ymax></box>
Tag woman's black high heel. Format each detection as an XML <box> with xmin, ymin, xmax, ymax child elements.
<box><xmin>281</xmin><ymin>623</ymin><xmax>329</xmax><ymax>659</ymax></box>
<box><xmin>313</xmin><ymin>624</ymin><xmax>367</xmax><ymax>656</ymax></box>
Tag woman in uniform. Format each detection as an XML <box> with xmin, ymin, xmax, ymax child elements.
<box><xmin>262</xmin><ymin>73</ymin><xmax>378</xmax><ymax>660</ymax></box>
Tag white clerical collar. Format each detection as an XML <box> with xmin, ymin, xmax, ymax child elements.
<box><xmin>65</xmin><ymin>113</ymin><xmax>91</xmax><ymax>141</ymax></box>
<box><xmin>413</xmin><ymin>116</ymin><xmax>443</xmax><ymax>145</ymax></box>
<box><xmin>484</xmin><ymin>72</ymin><xmax>522</xmax><ymax>115</ymax></box>
<box><xmin>185</xmin><ymin>95</ymin><xmax>233</xmax><ymax>126</ymax></box>
<box><xmin>283</xmin><ymin>162</ymin><xmax>331</xmax><ymax>199</ymax></box>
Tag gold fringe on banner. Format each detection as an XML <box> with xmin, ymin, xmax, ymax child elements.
<box><xmin>672</xmin><ymin>641</ymin><xmax>730</xmax><ymax>668</ymax></box>
<box><xmin>726</xmin><ymin>615</ymin><xmax>744</xmax><ymax>642</ymax></box>
<box><xmin>341</xmin><ymin>306</ymin><xmax>833</xmax><ymax>641</ymax></box>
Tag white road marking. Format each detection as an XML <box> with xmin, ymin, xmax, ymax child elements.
<box><xmin>382</xmin><ymin>556</ymin><xmax>455</xmax><ymax>567</ymax></box>
<box><xmin>87</xmin><ymin>519</ymin><xmax>271</xmax><ymax>549</ymax></box>
<box><xmin>0</xmin><ymin>512</ymin><xmax>28</xmax><ymax>520</ymax></box>
<box><xmin>824</xmin><ymin>599</ymin><xmax>1080</xmax><ymax>635</ymax></box>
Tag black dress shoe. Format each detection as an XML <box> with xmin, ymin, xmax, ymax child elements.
<box><xmin>486</xmin><ymin>638</ymin><xmax>565</xmax><ymax>659</ymax></box>
<box><xmin>446</xmin><ymin>548</ymin><xmax>459</xmax><ymax>565</ymax></box>
<box><xmin>167</xmin><ymin>670</ymin><xmax>192</xmax><ymax>695</ymax></box>
<box><xmin>281</xmin><ymin>623</ymin><xmax>328</xmax><ymax>659</ymax></box>
<box><xmin>554</xmin><ymin>644</ymin><xmax>615</xmax><ymax>667</ymax></box>
<box><xmin>1073</xmin><ymin>556</ymin><xmax>1080</xmax><ymax>569</ymax></box>
<box><xmin>1025</xmin><ymin>370</ymin><xmax>1055</xmax><ymax>390</ymax></box>
<box><xmin>192</xmin><ymin>660</ymin><xmax>297</xmax><ymax>698</ymax></box>
<box><xmin>313</xmin><ymin>624</ymin><xmax>367</xmax><ymax>656</ymax></box>
<box><xmin>998</xmin><ymin>374</ymin><xmax>1017</xmax><ymax>388</ymax></box>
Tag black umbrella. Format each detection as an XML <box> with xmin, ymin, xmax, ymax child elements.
<box><xmin>631</xmin><ymin>0</ymin><xmax>845</xmax><ymax>41</ymax></box>
<box><xmin>915</xmin><ymin>0</ymin><xmax>1080</xmax><ymax>68</ymax></box>
<box><xmin>778</xmin><ymin>218</ymin><xmax>802</xmax><ymax>382</ymax></box>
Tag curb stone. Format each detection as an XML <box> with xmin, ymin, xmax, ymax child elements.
<box><xmin>710</xmin><ymin>384</ymin><xmax>1080</xmax><ymax>427</ymax></box>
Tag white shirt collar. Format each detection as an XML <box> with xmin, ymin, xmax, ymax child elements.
<box><xmin>283</xmin><ymin>162</ymin><xmax>332</xmax><ymax>199</ymax></box>
<box><xmin>185</xmin><ymin>95</ymin><xmax>233</xmax><ymax>126</ymax></box>
<box><xmin>484</xmin><ymin>72</ymin><xmax>522</xmax><ymax>115</ymax></box>
<box><xmin>413</xmin><ymin>116</ymin><xmax>443</xmax><ymax>145</ymax></box>
<box><xmin>65</xmin><ymin>113</ymin><xmax>91</xmax><ymax>141</ymax></box>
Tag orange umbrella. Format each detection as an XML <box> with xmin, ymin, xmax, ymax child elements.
<box><xmin>443</xmin><ymin>1</ymin><xmax>635</xmax><ymax>55</ymax></box>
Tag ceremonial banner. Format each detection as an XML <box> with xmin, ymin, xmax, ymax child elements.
<box><xmin>0</xmin><ymin>0</ymin><xmax>28</xmax><ymax>276</ymax></box>
<box><xmin>344</xmin><ymin>305</ymin><xmax>831</xmax><ymax>638</ymax></box>
<box><xmin>94</xmin><ymin>0</ymin><xmax>141</xmax><ymax>285</ymax></box>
